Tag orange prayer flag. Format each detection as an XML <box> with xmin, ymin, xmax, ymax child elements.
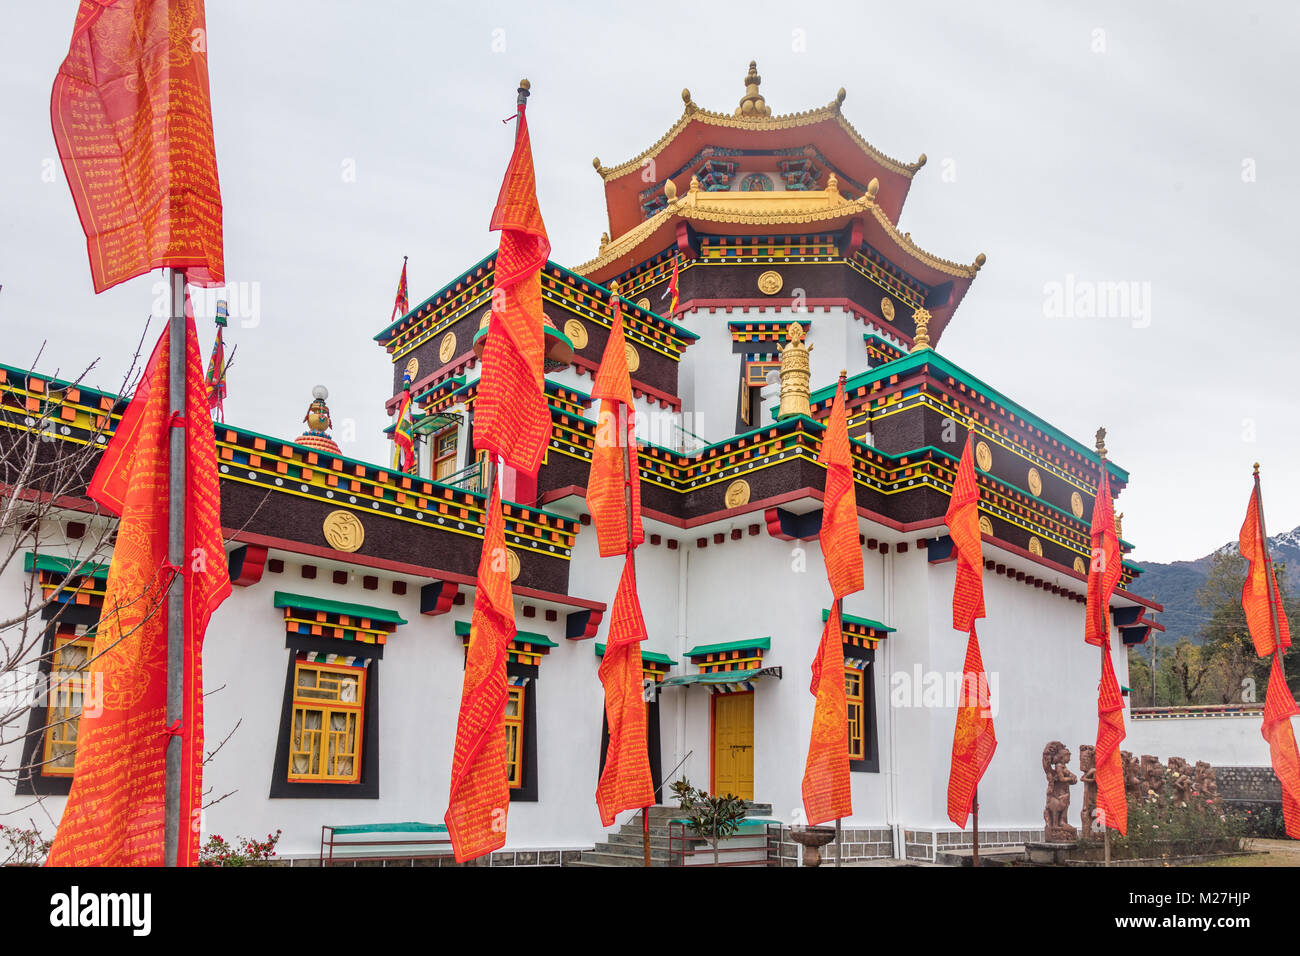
<box><xmin>1084</xmin><ymin>463</ymin><xmax>1127</xmax><ymax>834</ymax></box>
<box><xmin>475</xmin><ymin>103</ymin><xmax>551</xmax><ymax>476</ymax></box>
<box><xmin>1084</xmin><ymin>467</ymin><xmax>1121</xmax><ymax>647</ymax></box>
<box><xmin>1262</xmin><ymin>654</ymin><xmax>1300</xmax><ymax>839</ymax></box>
<box><xmin>47</xmin><ymin>308</ymin><xmax>230</xmax><ymax>866</ymax></box>
<box><xmin>945</xmin><ymin>435</ymin><xmax>985</xmax><ymax>632</ymax></box>
<box><xmin>1240</xmin><ymin>483</ymin><xmax>1290</xmax><ymax>658</ymax></box>
<box><xmin>801</xmin><ymin>605</ymin><xmax>852</xmax><ymax>826</ymax></box>
<box><xmin>946</xmin><ymin>626</ymin><xmax>997</xmax><ymax>827</ymax></box>
<box><xmin>444</xmin><ymin>481</ymin><xmax>514</xmax><ymax>861</ymax></box>
<box><xmin>586</xmin><ymin>294</ymin><xmax>643</xmax><ymax>558</ymax></box>
<box><xmin>818</xmin><ymin>376</ymin><xmax>863</xmax><ymax>600</ymax></box>
<box><xmin>1094</xmin><ymin>644</ymin><xmax>1128</xmax><ymax>835</ymax></box>
<box><xmin>52</xmin><ymin>0</ymin><xmax>224</xmax><ymax>294</ymax></box>
<box><xmin>595</xmin><ymin>555</ymin><xmax>655</xmax><ymax>826</ymax></box>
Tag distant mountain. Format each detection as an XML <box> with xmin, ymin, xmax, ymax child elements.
<box><xmin>1130</xmin><ymin>526</ymin><xmax>1300</xmax><ymax>646</ymax></box>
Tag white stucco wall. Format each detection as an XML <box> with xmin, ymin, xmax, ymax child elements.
<box><xmin>1126</xmin><ymin>713</ymin><xmax>1271</xmax><ymax>767</ymax></box>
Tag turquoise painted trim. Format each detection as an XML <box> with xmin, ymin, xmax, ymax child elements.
<box><xmin>274</xmin><ymin>591</ymin><xmax>407</xmax><ymax>625</ymax></box>
<box><xmin>684</xmin><ymin>637</ymin><xmax>771</xmax><ymax>657</ymax></box>
<box><xmin>453</xmin><ymin>620</ymin><xmax>558</xmax><ymax>648</ymax></box>
<box><xmin>594</xmin><ymin>642</ymin><xmax>677</xmax><ymax>666</ymax></box>
<box><xmin>821</xmin><ymin>608</ymin><xmax>896</xmax><ymax>632</ymax></box>
<box><xmin>24</xmin><ymin>553</ymin><xmax>109</xmax><ymax>580</ymax></box>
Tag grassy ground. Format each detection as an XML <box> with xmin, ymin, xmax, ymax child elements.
<box><xmin>1190</xmin><ymin>838</ymin><xmax>1300</xmax><ymax>866</ymax></box>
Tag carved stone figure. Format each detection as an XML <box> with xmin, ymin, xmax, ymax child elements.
<box><xmin>1194</xmin><ymin>761</ymin><xmax>1219</xmax><ymax>807</ymax></box>
<box><xmin>1042</xmin><ymin>741</ymin><xmax>1078</xmax><ymax>842</ymax></box>
<box><xmin>1121</xmin><ymin>751</ymin><xmax>1142</xmax><ymax>801</ymax></box>
<box><xmin>1168</xmin><ymin>757</ymin><xmax>1195</xmax><ymax>807</ymax></box>
<box><xmin>1078</xmin><ymin>744</ymin><xmax>1098</xmax><ymax>837</ymax></box>
<box><xmin>1140</xmin><ymin>755</ymin><xmax>1165</xmax><ymax>799</ymax></box>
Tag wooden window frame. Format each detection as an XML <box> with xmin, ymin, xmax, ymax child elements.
<box><xmin>40</xmin><ymin>631</ymin><xmax>95</xmax><ymax>778</ymax></box>
<box><xmin>287</xmin><ymin>659</ymin><xmax>366</xmax><ymax>785</ymax></box>
<box><xmin>845</xmin><ymin>666</ymin><xmax>865</xmax><ymax>762</ymax></box>
<box><xmin>505</xmin><ymin>685</ymin><xmax>524</xmax><ymax>789</ymax></box>
<box><xmin>432</xmin><ymin>425</ymin><xmax>459</xmax><ymax>481</ymax></box>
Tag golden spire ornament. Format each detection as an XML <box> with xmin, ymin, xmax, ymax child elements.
<box><xmin>1095</xmin><ymin>427</ymin><xmax>1107</xmax><ymax>460</ymax></box>
<box><xmin>911</xmin><ymin>307</ymin><xmax>932</xmax><ymax>351</ymax></box>
<box><xmin>777</xmin><ymin>322</ymin><xmax>813</xmax><ymax>420</ymax></box>
<box><xmin>736</xmin><ymin>60</ymin><xmax>771</xmax><ymax>117</ymax></box>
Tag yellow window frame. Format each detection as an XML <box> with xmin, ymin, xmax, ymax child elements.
<box><xmin>288</xmin><ymin>660</ymin><xmax>366</xmax><ymax>784</ymax></box>
<box><xmin>505</xmin><ymin>685</ymin><xmax>524</xmax><ymax>789</ymax></box>
<box><xmin>42</xmin><ymin>631</ymin><xmax>94</xmax><ymax>777</ymax></box>
<box><xmin>845</xmin><ymin>666</ymin><xmax>865</xmax><ymax>761</ymax></box>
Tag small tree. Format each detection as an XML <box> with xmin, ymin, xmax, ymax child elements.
<box><xmin>676</xmin><ymin>782</ymin><xmax>748</xmax><ymax>866</ymax></box>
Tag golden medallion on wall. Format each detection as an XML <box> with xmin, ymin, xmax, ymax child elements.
<box><xmin>881</xmin><ymin>297</ymin><xmax>895</xmax><ymax>322</ymax></box>
<box><xmin>480</xmin><ymin>309</ymin><xmax>492</xmax><ymax>329</ymax></box>
<box><xmin>757</xmin><ymin>270</ymin><xmax>783</xmax><ymax>296</ymax></box>
<box><xmin>1070</xmin><ymin>491</ymin><xmax>1084</xmax><ymax>518</ymax></box>
<box><xmin>1028</xmin><ymin>536</ymin><xmax>1043</xmax><ymax>557</ymax></box>
<box><xmin>405</xmin><ymin>356</ymin><xmax>420</xmax><ymax>380</ymax></box>
<box><xmin>1073</xmin><ymin>556</ymin><xmax>1087</xmax><ymax>575</ymax></box>
<box><xmin>506</xmin><ymin>548</ymin><xmax>521</xmax><ymax>582</ymax></box>
<box><xmin>978</xmin><ymin>515</ymin><xmax>993</xmax><ymax>536</ymax></box>
<box><xmin>564</xmin><ymin>318</ymin><xmax>588</xmax><ymax>350</ymax></box>
<box><xmin>323</xmin><ymin>510</ymin><xmax>365</xmax><ymax>553</ymax></box>
<box><xmin>1027</xmin><ymin>467</ymin><xmax>1042</xmax><ymax>497</ymax></box>
<box><xmin>975</xmin><ymin>440</ymin><xmax>993</xmax><ymax>473</ymax></box>
<box><xmin>438</xmin><ymin>331</ymin><xmax>457</xmax><ymax>363</ymax></box>
<box><xmin>635</xmin><ymin>297</ymin><xmax>652</xmax><ymax>311</ymax></box>
<box><xmin>624</xmin><ymin>342</ymin><xmax>640</xmax><ymax>373</ymax></box>
<box><xmin>724</xmin><ymin>479</ymin><xmax>751</xmax><ymax>509</ymax></box>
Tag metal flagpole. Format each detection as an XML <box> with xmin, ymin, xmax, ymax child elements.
<box><xmin>971</xmin><ymin>787</ymin><xmax>979</xmax><ymax>867</ymax></box>
<box><xmin>835</xmin><ymin>593</ymin><xmax>843</xmax><ymax>868</ymax></box>
<box><xmin>164</xmin><ymin>267</ymin><xmax>187</xmax><ymax>867</ymax></box>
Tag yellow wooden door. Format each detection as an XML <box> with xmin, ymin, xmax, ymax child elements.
<box><xmin>712</xmin><ymin>693</ymin><xmax>754</xmax><ymax>801</ymax></box>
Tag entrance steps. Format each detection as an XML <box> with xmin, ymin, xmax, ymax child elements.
<box><xmin>566</xmin><ymin>803</ymin><xmax>775</xmax><ymax>867</ymax></box>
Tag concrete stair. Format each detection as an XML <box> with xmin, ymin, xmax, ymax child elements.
<box><xmin>566</xmin><ymin>803</ymin><xmax>775</xmax><ymax>867</ymax></box>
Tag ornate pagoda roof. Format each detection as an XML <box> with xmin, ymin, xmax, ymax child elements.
<box><xmin>591</xmin><ymin>61</ymin><xmax>926</xmax><ymax>240</ymax></box>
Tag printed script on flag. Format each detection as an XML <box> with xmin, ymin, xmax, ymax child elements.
<box><xmin>444</xmin><ymin>482</ymin><xmax>514</xmax><ymax>861</ymax></box>
<box><xmin>595</xmin><ymin>555</ymin><xmax>655</xmax><ymax>826</ymax></box>
<box><xmin>587</xmin><ymin>294</ymin><xmax>643</xmax><ymax>558</ymax></box>
<box><xmin>47</xmin><ymin>311</ymin><xmax>230</xmax><ymax>866</ymax></box>
<box><xmin>802</xmin><ymin>605</ymin><xmax>852</xmax><ymax>825</ymax></box>
<box><xmin>1085</xmin><ymin>464</ymin><xmax>1126</xmax><ymax>835</ymax></box>
<box><xmin>52</xmin><ymin>0</ymin><xmax>224</xmax><ymax>293</ymax></box>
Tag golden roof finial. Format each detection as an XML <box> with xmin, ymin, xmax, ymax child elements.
<box><xmin>689</xmin><ymin>174</ymin><xmax>701</xmax><ymax>196</ymax></box>
<box><xmin>736</xmin><ymin>60</ymin><xmax>771</xmax><ymax>117</ymax></box>
<box><xmin>609</xmin><ymin>279</ymin><xmax>621</xmax><ymax>298</ymax></box>
<box><xmin>826</xmin><ymin>173</ymin><xmax>840</xmax><ymax>198</ymax></box>
<box><xmin>911</xmin><ymin>308</ymin><xmax>932</xmax><ymax>351</ymax></box>
<box><xmin>1254</xmin><ymin>462</ymin><xmax>1261</xmax><ymax>475</ymax></box>
<box><xmin>1115</xmin><ymin>512</ymin><xmax>1124</xmax><ymax>537</ymax></box>
<box><xmin>664</xmin><ymin>178</ymin><xmax>677</xmax><ymax>202</ymax></box>
<box><xmin>1095</xmin><ymin>427</ymin><xmax>1108</xmax><ymax>460</ymax></box>
<box><xmin>866</xmin><ymin>177</ymin><xmax>879</xmax><ymax>202</ymax></box>
<box><xmin>974</xmin><ymin>253</ymin><xmax>987</xmax><ymax>271</ymax></box>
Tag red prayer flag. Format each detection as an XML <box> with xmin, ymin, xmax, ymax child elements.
<box><xmin>475</xmin><ymin>105</ymin><xmax>551</xmax><ymax>476</ymax></box>
<box><xmin>391</xmin><ymin>258</ymin><xmax>409</xmax><ymax>323</ymax></box>
<box><xmin>47</xmin><ymin>305</ymin><xmax>230</xmax><ymax>866</ymax></box>
<box><xmin>818</xmin><ymin>376</ymin><xmax>863</xmax><ymax>600</ymax></box>
<box><xmin>52</xmin><ymin>0</ymin><xmax>224</xmax><ymax>294</ymax></box>
<box><xmin>1240</xmin><ymin>483</ymin><xmax>1291</xmax><ymax>658</ymax></box>
<box><xmin>1084</xmin><ymin>466</ymin><xmax>1121</xmax><ymax>647</ymax></box>
<box><xmin>595</xmin><ymin>555</ymin><xmax>655</xmax><ymax>826</ymax></box>
<box><xmin>666</xmin><ymin>252</ymin><xmax>680</xmax><ymax>317</ymax></box>
<box><xmin>586</xmin><ymin>293</ymin><xmax>643</xmax><ymax>558</ymax></box>
<box><xmin>802</xmin><ymin>605</ymin><xmax>852</xmax><ymax>825</ymax></box>
<box><xmin>947</xmin><ymin>627</ymin><xmax>997</xmax><ymax>827</ymax></box>
<box><xmin>1262</xmin><ymin>654</ymin><xmax>1300</xmax><ymax>839</ymax></box>
<box><xmin>444</xmin><ymin>480</ymin><xmax>514</xmax><ymax>862</ymax></box>
<box><xmin>945</xmin><ymin>435</ymin><xmax>986</xmax><ymax>632</ymax></box>
<box><xmin>1084</xmin><ymin>463</ymin><xmax>1127</xmax><ymax>834</ymax></box>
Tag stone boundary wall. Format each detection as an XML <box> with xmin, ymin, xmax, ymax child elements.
<box><xmin>769</xmin><ymin>827</ymin><xmax>893</xmax><ymax>866</ymax></box>
<box><xmin>1217</xmin><ymin>766</ymin><xmax>1282</xmax><ymax>803</ymax></box>
<box><xmin>281</xmin><ymin>848</ymin><xmax>588</xmax><ymax>867</ymax></box>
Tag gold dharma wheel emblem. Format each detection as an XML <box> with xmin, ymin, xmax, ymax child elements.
<box><xmin>1028</xmin><ymin>536</ymin><xmax>1043</xmax><ymax>557</ymax></box>
<box><xmin>479</xmin><ymin>309</ymin><xmax>492</xmax><ymax>329</ymax></box>
<box><xmin>438</xmin><ymin>331</ymin><xmax>457</xmax><ymax>363</ymax></box>
<box><xmin>724</xmin><ymin>479</ymin><xmax>751</xmax><ymax>509</ymax></box>
<box><xmin>405</xmin><ymin>356</ymin><xmax>420</xmax><ymax>380</ymax></box>
<box><xmin>1070</xmin><ymin>491</ymin><xmax>1084</xmax><ymax>518</ymax></box>
<box><xmin>975</xmin><ymin>440</ymin><xmax>993</xmax><ymax>473</ymax></box>
<box><xmin>881</xmin><ymin>297</ymin><xmax>895</xmax><ymax>322</ymax></box>
<box><xmin>564</xmin><ymin>318</ymin><xmax>588</xmax><ymax>350</ymax></box>
<box><xmin>507</xmin><ymin>548</ymin><xmax>521</xmax><ymax>582</ymax></box>
<box><xmin>635</xmin><ymin>297</ymin><xmax>652</xmax><ymax>311</ymax></box>
<box><xmin>1027</xmin><ymin>467</ymin><xmax>1042</xmax><ymax>497</ymax></box>
<box><xmin>757</xmin><ymin>270</ymin><xmax>783</xmax><ymax>295</ymax></box>
<box><xmin>624</xmin><ymin>342</ymin><xmax>640</xmax><ymax>373</ymax></box>
<box><xmin>322</xmin><ymin>510</ymin><xmax>365</xmax><ymax>553</ymax></box>
<box><xmin>978</xmin><ymin>515</ymin><xmax>993</xmax><ymax>536</ymax></box>
<box><xmin>1074</xmin><ymin>556</ymin><xmax>1087</xmax><ymax>575</ymax></box>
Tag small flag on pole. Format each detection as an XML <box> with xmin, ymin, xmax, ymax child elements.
<box><xmin>391</xmin><ymin>257</ymin><xmax>409</xmax><ymax>323</ymax></box>
<box><xmin>393</xmin><ymin>374</ymin><xmax>417</xmax><ymax>474</ymax></box>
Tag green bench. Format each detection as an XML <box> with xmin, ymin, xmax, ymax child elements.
<box><xmin>320</xmin><ymin>822</ymin><xmax>451</xmax><ymax>866</ymax></box>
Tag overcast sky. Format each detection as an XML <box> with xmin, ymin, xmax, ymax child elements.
<box><xmin>2</xmin><ymin>1</ymin><xmax>1298</xmax><ymax>565</ymax></box>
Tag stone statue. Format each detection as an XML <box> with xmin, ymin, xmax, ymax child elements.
<box><xmin>776</xmin><ymin>322</ymin><xmax>813</xmax><ymax>420</ymax></box>
<box><xmin>1121</xmin><ymin>751</ymin><xmax>1142</xmax><ymax>801</ymax></box>
<box><xmin>1140</xmin><ymin>755</ymin><xmax>1165</xmax><ymax>800</ymax></box>
<box><xmin>1168</xmin><ymin>757</ymin><xmax>1195</xmax><ymax>807</ymax></box>
<box><xmin>1194</xmin><ymin>761</ymin><xmax>1219</xmax><ymax>808</ymax></box>
<box><xmin>1078</xmin><ymin>744</ymin><xmax>1098</xmax><ymax>837</ymax></box>
<box><xmin>1042</xmin><ymin>741</ymin><xmax>1078</xmax><ymax>842</ymax></box>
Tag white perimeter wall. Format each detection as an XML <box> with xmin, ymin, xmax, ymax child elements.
<box><xmin>1126</xmin><ymin>715</ymin><xmax>1271</xmax><ymax>767</ymax></box>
